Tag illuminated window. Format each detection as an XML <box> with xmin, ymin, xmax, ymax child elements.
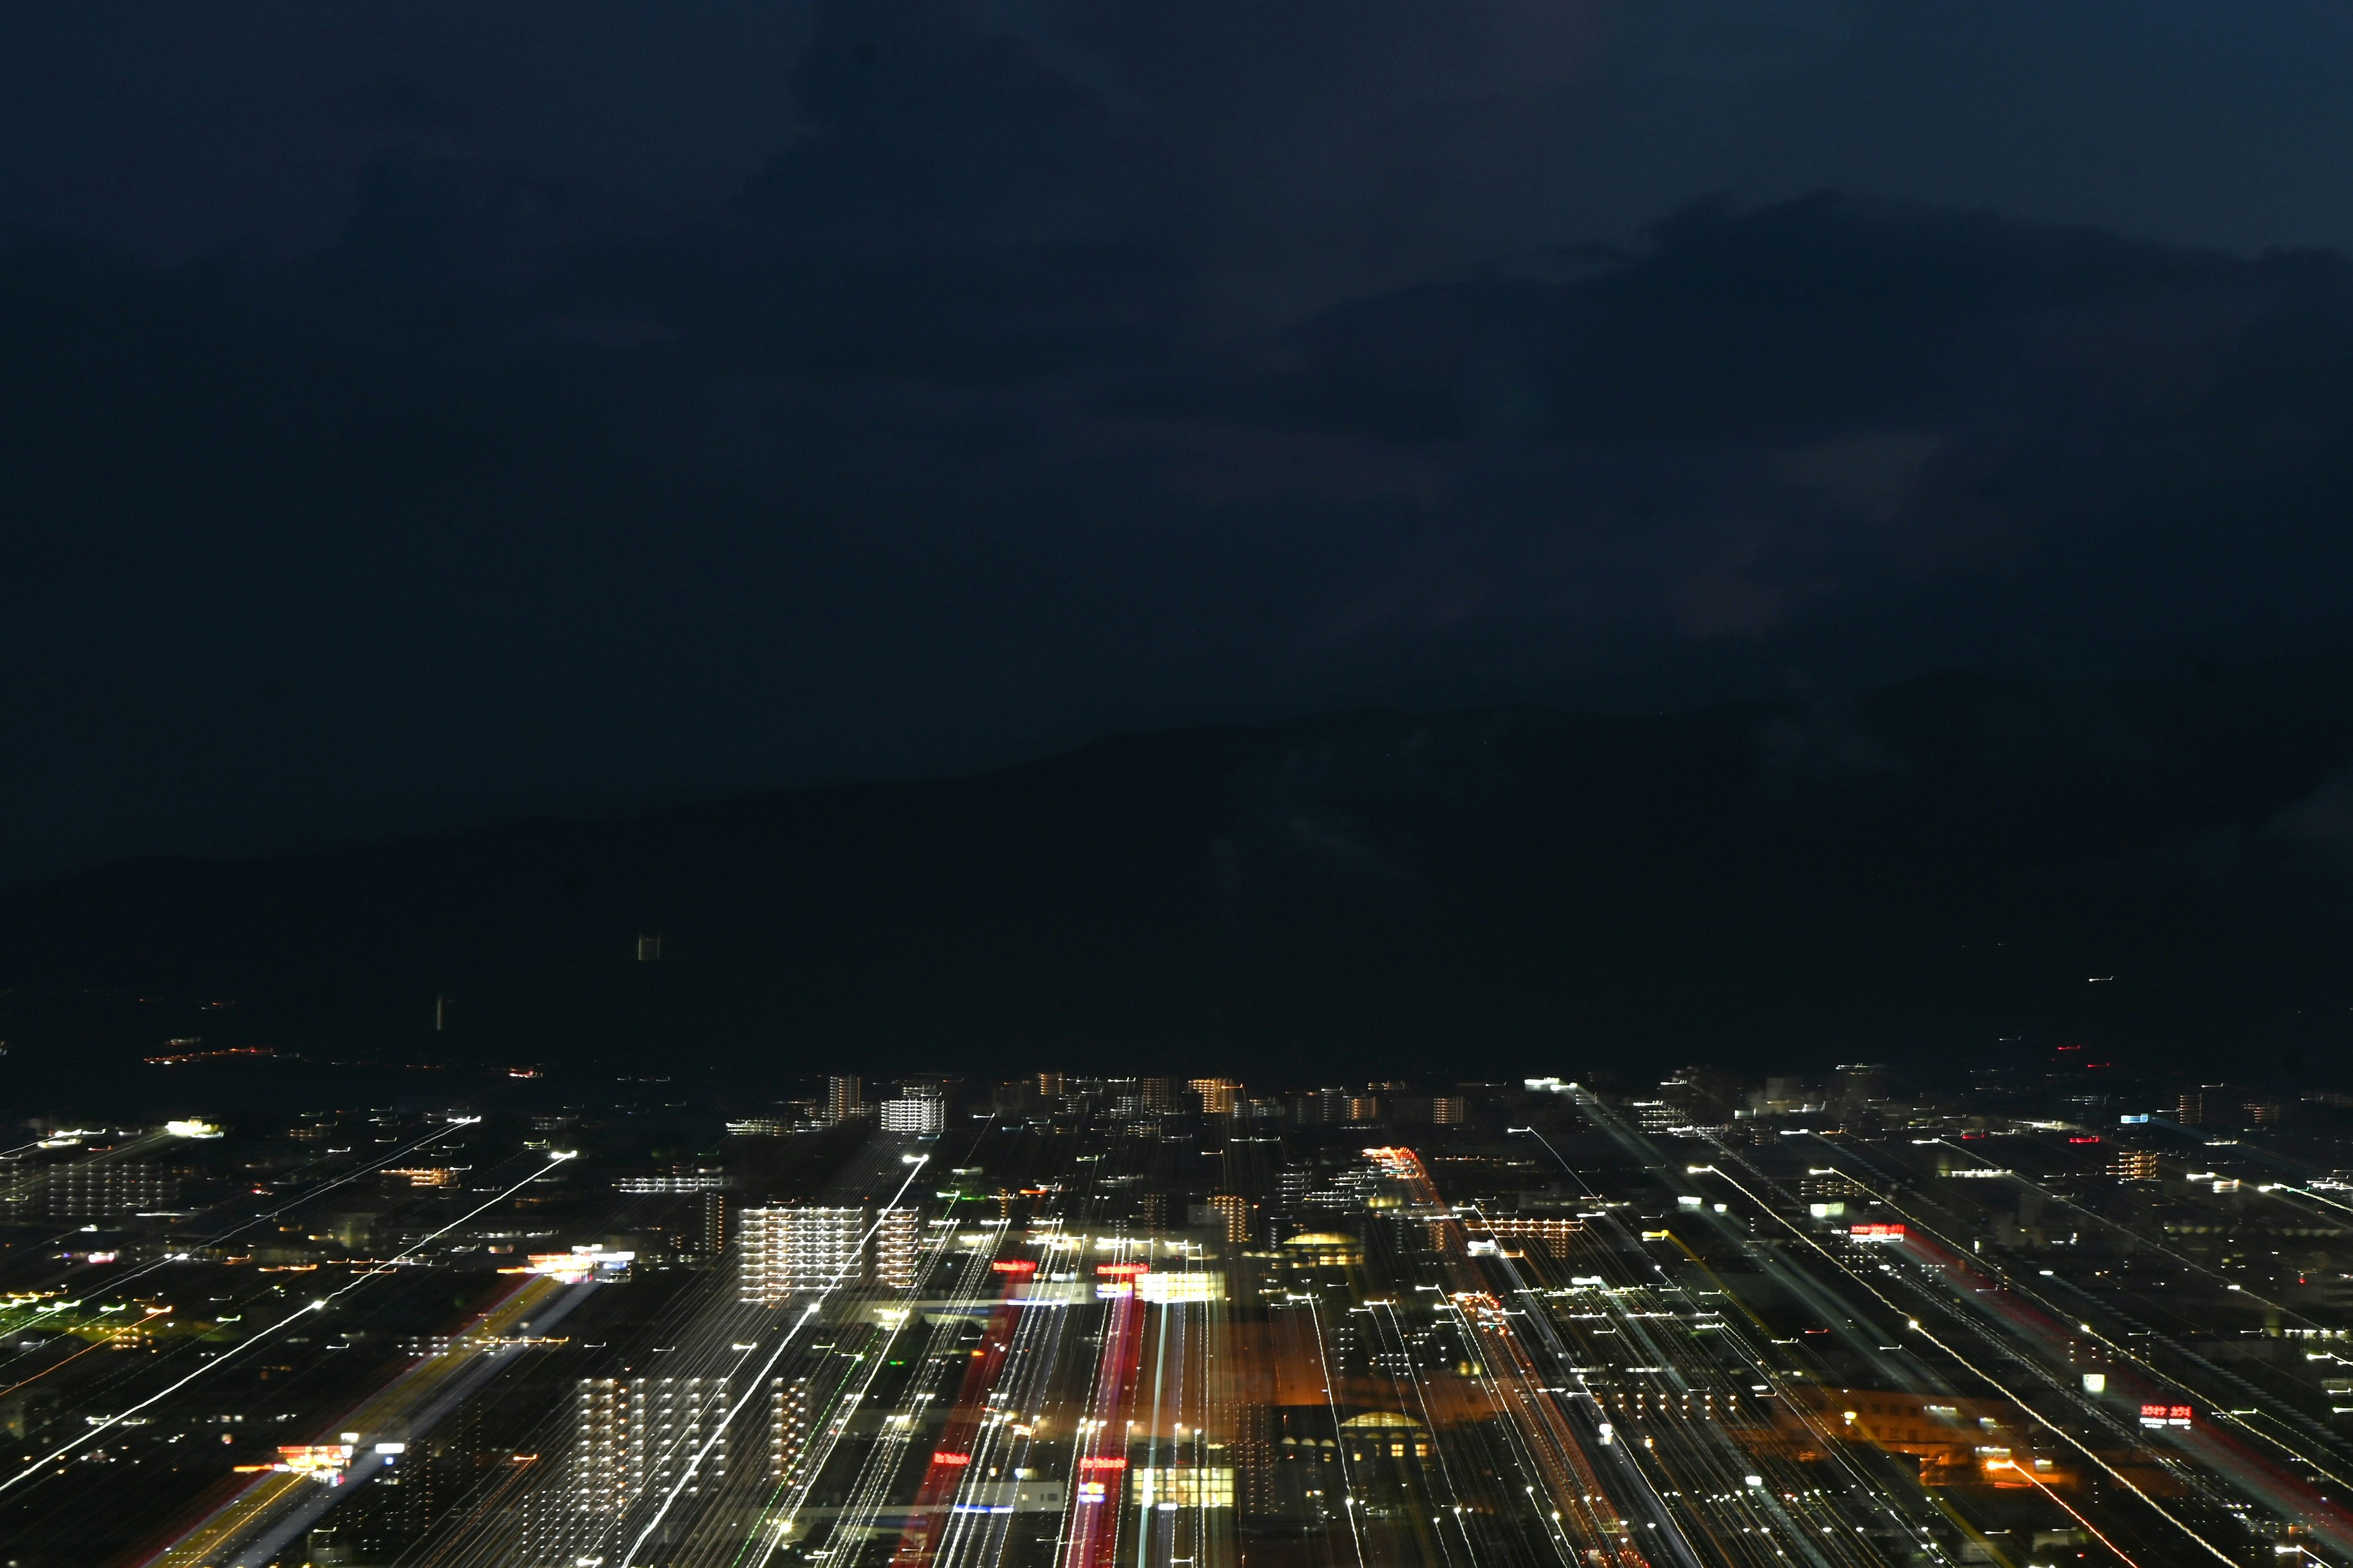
<box><xmin>1130</xmin><ymin>1467</ymin><xmax>1235</xmax><ymax>1507</ymax></box>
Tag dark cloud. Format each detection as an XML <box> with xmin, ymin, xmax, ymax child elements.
<box><xmin>10</xmin><ymin>1</ymin><xmax>2353</xmax><ymax>879</ymax></box>
<box><xmin>15</xmin><ymin>4</ymin><xmax>2353</xmax><ymax>268</ymax></box>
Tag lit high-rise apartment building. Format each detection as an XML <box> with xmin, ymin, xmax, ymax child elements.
<box><xmin>769</xmin><ymin>1375</ymin><xmax>813</xmax><ymax>1480</ymax></box>
<box><xmin>879</xmin><ymin>1097</ymin><xmax>945</xmax><ymax>1134</ymax></box>
<box><xmin>827</xmin><ymin>1075</ymin><xmax>865</xmax><ymax>1122</ymax></box>
<box><xmin>567</xmin><ymin>1376</ymin><xmax>730</xmax><ymax>1521</ymax></box>
<box><xmin>1430</xmin><ymin>1096</ymin><xmax>1466</xmax><ymax>1124</ymax></box>
<box><xmin>1036</xmin><ymin>1071</ymin><xmax>1065</xmax><ymax>1099</ymax></box>
<box><xmin>1189</xmin><ymin>1078</ymin><xmax>1240</xmax><ymax>1115</ymax></box>
<box><xmin>1140</xmin><ymin>1077</ymin><xmax>1181</xmax><ymax>1112</ymax></box>
<box><xmin>2109</xmin><ymin>1149</ymin><xmax>2160</xmax><ymax>1181</ymax></box>
<box><xmin>740</xmin><ymin>1205</ymin><xmax>922</xmax><ymax>1303</ymax></box>
<box><xmin>874</xmin><ymin>1206</ymin><xmax>919</xmax><ymax>1287</ymax></box>
<box><xmin>741</xmin><ymin>1207</ymin><xmax>865</xmax><ymax>1303</ymax></box>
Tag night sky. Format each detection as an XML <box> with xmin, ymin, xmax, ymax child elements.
<box><xmin>12</xmin><ymin>2</ymin><xmax>2353</xmax><ymax>883</ymax></box>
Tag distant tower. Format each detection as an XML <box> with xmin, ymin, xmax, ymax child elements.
<box><xmin>873</xmin><ymin>1208</ymin><xmax>919</xmax><ymax>1287</ymax></box>
<box><xmin>635</xmin><ymin>934</ymin><xmax>664</xmax><ymax>961</ymax></box>
<box><xmin>826</xmin><ymin>1076</ymin><xmax>865</xmax><ymax>1123</ymax></box>
<box><xmin>433</xmin><ymin>994</ymin><xmax>452</xmax><ymax>1032</ymax></box>
<box><xmin>700</xmin><ymin>1191</ymin><xmax>727</xmax><ymax>1259</ymax></box>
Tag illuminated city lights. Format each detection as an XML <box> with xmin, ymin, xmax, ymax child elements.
<box><xmin>4</xmin><ymin>1070</ymin><xmax>2341</xmax><ymax>1568</ymax></box>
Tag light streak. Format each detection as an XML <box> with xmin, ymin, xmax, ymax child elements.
<box><xmin>0</xmin><ymin>1306</ymin><xmax>169</xmax><ymax>1399</ymax></box>
<box><xmin>1998</xmin><ymin>1458</ymin><xmax>2144</xmax><ymax>1568</ymax></box>
<box><xmin>618</xmin><ymin>1155</ymin><xmax>934</xmax><ymax>1567</ymax></box>
<box><xmin>64</xmin><ymin>1115</ymin><xmax>482</xmax><ymax>1300</ymax></box>
<box><xmin>1697</xmin><ymin>1160</ymin><xmax>2240</xmax><ymax>1567</ymax></box>
<box><xmin>0</xmin><ymin>1149</ymin><xmax>564</xmax><ymax>1497</ymax></box>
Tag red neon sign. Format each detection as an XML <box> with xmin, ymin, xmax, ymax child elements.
<box><xmin>1078</xmin><ymin>1456</ymin><xmax>1128</xmax><ymax>1471</ymax></box>
<box><xmin>1849</xmin><ymin>1223</ymin><xmax>1907</xmax><ymax>1240</ymax></box>
<box><xmin>991</xmin><ymin>1259</ymin><xmax>1037</xmax><ymax>1275</ymax></box>
<box><xmin>932</xmin><ymin>1451</ymin><xmax>971</xmax><ymax>1466</ymax></box>
<box><xmin>1094</xmin><ymin>1263</ymin><xmax>1147</xmax><ymax>1278</ymax></box>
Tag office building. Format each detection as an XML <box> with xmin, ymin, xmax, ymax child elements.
<box><xmin>1200</xmin><ymin>1193</ymin><xmax>1251</xmax><ymax>1244</ymax></box>
<box><xmin>1132</xmin><ymin>1467</ymin><xmax>1236</xmax><ymax>1507</ymax></box>
<box><xmin>2110</xmin><ymin>1148</ymin><xmax>2161</xmax><ymax>1181</ymax></box>
<box><xmin>1189</xmin><ymin>1078</ymin><xmax>1241</xmax><ymax>1115</ymax></box>
<box><xmin>1832</xmin><ymin>1063</ymin><xmax>1887</xmax><ymax>1109</ymax></box>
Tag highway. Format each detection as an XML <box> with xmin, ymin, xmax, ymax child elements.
<box><xmin>139</xmin><ymin>1271</ymin><xmax>586</xmax><ymax>1567</ymax></box>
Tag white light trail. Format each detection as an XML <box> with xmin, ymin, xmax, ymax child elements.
<box><xmin>0</xmin><ymin>1148</ymin><xmax>565</xmax><ymax>1496</ymax></box>
<box><xmin>616</xmin><ymin>1155</ymin><xmax>933</xmax><ymax>1567</ymax></box>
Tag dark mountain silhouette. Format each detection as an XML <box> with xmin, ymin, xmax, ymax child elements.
<box><xmin>7</xmin><ymin>668</ymin><xmax>2353</xmax><ymax>1099</ymax></box>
